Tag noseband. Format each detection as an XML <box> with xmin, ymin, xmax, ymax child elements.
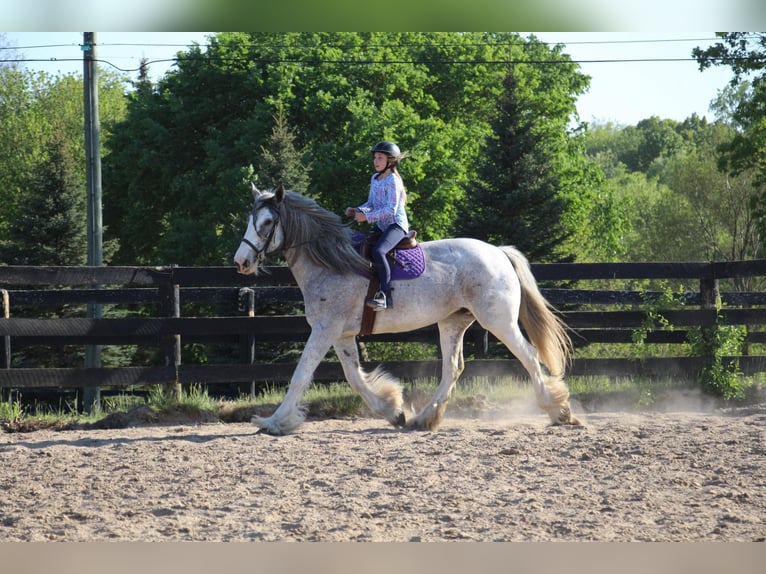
<box><xmin>241</xmin><ymin>203</ymin><xmax>281</xmax><ymax>260</ymax></box>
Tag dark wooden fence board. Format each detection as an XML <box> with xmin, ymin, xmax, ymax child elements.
<box><xmin>170</xmin><ymin>266</ymin><xmax>296</xmax><ymax>286</ymax></box>
<box><xmin>0</xmin><ymin>366</ymin><xmax>177</xmax><ymax>388</ymax></box>
<box><xmin>532</xmin><ymin>261</ymin><xmax>713</xmax><ymax>281</ymax></box>
<box><xmin>6</xmin><ymin>309</ymin><xmax>766</xmax><ymax>339</ymax></box>
<box><xmin>0</xmin><ymin>266</ymin><xmax>173</xmax><ymax>286</ymax></box>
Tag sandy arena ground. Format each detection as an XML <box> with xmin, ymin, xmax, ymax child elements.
<box><xmin>1</xmin><ymin>393</ymin><xmax>765</xmax><ymax>543</ymax></box>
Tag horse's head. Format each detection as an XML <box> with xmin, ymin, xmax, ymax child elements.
<box><xmin>234</xmin><ymin>183</ymin><xmax>286</xmax><ymax>275</ymax></box>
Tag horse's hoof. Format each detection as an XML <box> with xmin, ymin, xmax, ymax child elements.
<box><xmin>394</xmin><ymin>411</ymin><xmax>406</xmax><ymax>427</ymax></box>
<box><xmin>559</xmin><ymin>406</ymin><xmax>581</xmax><ymax>425</ymax></box>
<box><xmin>552</xmin><ymin>413</ymin><xmax>583</xmax><ymax>426</ymax></box>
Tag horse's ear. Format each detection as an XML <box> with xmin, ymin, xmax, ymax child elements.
<box><xmin>275</xmin><ymin>184</ymin><xmax>285</xmax><ymax>203</ymax></box>
<box><xmin>251</xmin><ymin>182</ymin><xmax>260</xmax><ymax>200</ymax></box>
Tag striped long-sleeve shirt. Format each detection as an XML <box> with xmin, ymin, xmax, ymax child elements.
<box><xmin>356</xmin><ymin>172</ymin><xmax>409</xmax><ymax>232</ymax></box>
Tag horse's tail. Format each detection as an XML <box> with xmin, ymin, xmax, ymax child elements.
<box><xmin>499</xmin><ymin>246</ymin><xmax>572</xmax><ymax>378</ymax></box>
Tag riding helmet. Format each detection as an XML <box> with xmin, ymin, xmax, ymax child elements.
<box><xmin>371</xmin><ymin>141</ymin><xmax>401</xmax><ymax>157</ymax></box>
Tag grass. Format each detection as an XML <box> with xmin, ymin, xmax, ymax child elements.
<box><xmin>1</xmin><ymin>375</ymin><xmax>763</xmax><ymax>432</ymax></box>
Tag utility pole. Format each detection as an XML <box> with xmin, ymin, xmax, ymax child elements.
<box><xmin>83</xmin><ymin>32</ymin><xmax>102</xmax><ymax>413</ymax></box>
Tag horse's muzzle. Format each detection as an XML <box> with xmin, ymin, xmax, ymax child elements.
<box><xmin>234</xmin><ymin>254</ymin><xmax>253</xmax><ymax>275</ymax></box>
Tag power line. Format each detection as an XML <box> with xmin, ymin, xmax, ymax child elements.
<box><xmin>2</xmin><ymin>34</ymin><xmax>761</xmax><ymax>76</ymax></box>
<box><xmin>1</xmin><ymin>55</ymin><xmax>757</xmax><ymax>76</ymax></box>
<box><xmin>2</xmin><ymin>34</ymin><xmax>745</xmax><ymax>51</ymax></box>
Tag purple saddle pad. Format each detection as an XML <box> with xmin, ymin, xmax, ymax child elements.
<box><xmin>390</xmin><ymin>245</ymin><xmax>426</xmax><ymax>280</ymax></box>
<box><xmin>352</xmin><ymin>232</ymin><xmax>426</xmax><ymax>281</ymax></box>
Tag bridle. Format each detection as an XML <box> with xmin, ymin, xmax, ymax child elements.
<box><xmin>240</xmin><ymin>202</ymin><xmax>282</xmax><ymax>262</ymax></box>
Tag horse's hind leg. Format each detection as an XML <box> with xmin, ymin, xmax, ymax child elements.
<box><xmin>334</xmin><ymin>336</ymin><xmax>406</xmax><ymax>427</ymax></box>
<box><xmin>488</xmin><ymin>320</ymin><xmax>574</xmax><ymax>425</ymax></box>
<box><xmin>408</xmin><ymin>312</ymin><xmax>475</xmax><ymax>431</ymax></box>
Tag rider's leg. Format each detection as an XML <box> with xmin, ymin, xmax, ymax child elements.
<box><xmin>369</xmin><ymin>224</ymin><xmax>407</xmax><ymax>309</ymax></box>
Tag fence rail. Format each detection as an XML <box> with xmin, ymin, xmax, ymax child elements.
<box><xmin>2</xmin><ymin>261</ymin><xmax>766</xmax><ymax>404</ymax></box>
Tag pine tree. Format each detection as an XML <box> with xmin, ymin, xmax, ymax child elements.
<box><xmin>257</xmin><ymin>104</ymin><xmax>311</xmax><ymax>194</ymax></box>
<box><xmin>0</xmin><ymin>132</ymin><xmax>86</xmax><ymax>265</ymax></box>
<box><xmin>461</xmin><ymin>70</ymin><xmax>570</xmax><ymax>262</ymax></box>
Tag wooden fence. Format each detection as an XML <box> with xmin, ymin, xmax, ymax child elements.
<box><xmin>3</xmin><ymin>260</ymin><xmax>766</xmax><ymax>406</ymax></box>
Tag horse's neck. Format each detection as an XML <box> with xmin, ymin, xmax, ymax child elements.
<box><xmin>283</xmin><ymin>247</ymin><xmax>316</xmax><ymax>291</ymax></box>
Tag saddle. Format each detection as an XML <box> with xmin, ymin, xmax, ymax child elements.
<box><xmin>354</xmin><ymin>230</ymin><xmax>422</xmax><ymax>337</ymax></box>
<box><xmin>357</xmin><ymin>229</ymin><xmax>419</xmax><ymax>261</ymax></box>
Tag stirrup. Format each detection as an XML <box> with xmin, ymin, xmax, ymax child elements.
<box><xmin>366</xmin><ymin>291</ymin><xmax>388</xmax><ymax>311</ymax></box>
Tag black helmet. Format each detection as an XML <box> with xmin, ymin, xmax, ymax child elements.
<box><xmin>371</xmin><ymin>141</ymin><xmax>401</xmax><ymax>157</ymax></box>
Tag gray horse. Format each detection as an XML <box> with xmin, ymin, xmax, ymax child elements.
<box><xmin>234</xmin><ymin>184</ymin><xmax>579</xmax><ymax>435</ymax></box>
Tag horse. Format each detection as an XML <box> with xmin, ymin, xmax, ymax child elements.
<box><xmin>234</xmin><ymin>184</ymin><xmax>580</xmax><ymax>435</ymax></box>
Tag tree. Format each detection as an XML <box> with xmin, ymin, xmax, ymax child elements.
<box><xmin>0</xmin><ymin>134</ymin><xmax>86</xmax><ymax>265</ymax></box>
<box><xmin>584</xmin><ymin>110</ymin><xmax>763</xmax><ymax>270</ymax></box>
<box><xmin>585</xmin><ymin>117</ymin><xmax>686</xmax><ymax>176</ymax></box>
<box><xmin>693</xmin><ymin>34</ymin><xmax>766</xmax><ymax>180</ymax></box>
<box><xmin>257</xmin><ymin>105</ymin><xmax>311</xmax><ymax>194</ymax></box>
<box><xmin>693</xmin><ymin>34</ymin><xmax>766</xmax><ymax>250</ymax></box>
<box><xmin>104</xmin><ymin>32</ymin><xmax>597</xmax><ymax>266</ymax></box>
<box><xmin>663</xmin><ymin>145</ymin><xmax>760</xmax><ymax>262</ymax></box>
<box><xmin>693</xmin><ymin>33</ymin><xmax>766</xmax><ymax>84</ymax></box>
<box><xmin>459</xmin><ymin>43</ymin><xmax>596</xmax><ymax>262</ymax></box>
<box><xmin>0</xmin><ymin>68</ymin><xmax>126</xmax><ymax>264</ymax></box>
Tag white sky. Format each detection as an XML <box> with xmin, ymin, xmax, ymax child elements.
<box><xmin>1</xmin><ymin>31</ymin><xmax>738</xmax><ymax>127</ymax></box>
<box><xmin>532</xmin><ymin>32</ymin><xmax>736</xmax><ymax>126</ymax></box>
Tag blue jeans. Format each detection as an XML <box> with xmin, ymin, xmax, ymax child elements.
<box><xmin>371</xmin><ymin>224</ymin><xmax>407</xmax><ymax>293</ymax></box>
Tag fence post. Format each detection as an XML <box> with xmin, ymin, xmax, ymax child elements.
<box><xmin>699</xmin><ymin>275</ymin><xmax>720</xmax><ymax>377</ymax></box>
<box><xmin>238</xmin><ymin>287</ymin><xmax>257</xmax><ymax>397</ymax></box>
<box><xmin>700</xmin><ymin>277</ymin><xmax>720</xmax><ymax>309</ymax></box>
<box><xmin>82</xmin><ymin>299</ymin><xmax>103</xmax><ymax>414</ymax></box>
<box><xmin>1</xmin><ymin>290</ymin><xmax>10</xmax><ymax>402</ymax></box>
<box><xmin>158</xmin><ymin>280</ymin><xmax>182</xmax><ymax>400</ymax></box>
<box><xmin>472</xmin><ymin>328</ymin><xmax>489</xmax><ymax>357</ymax></box>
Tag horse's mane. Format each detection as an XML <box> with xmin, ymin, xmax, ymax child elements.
<box><xmin>278</xmin><ymin>191</ymin><xmax>371</xmax><ymax>276</ymax></box>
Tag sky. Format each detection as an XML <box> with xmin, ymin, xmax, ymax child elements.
<box><xmin>1</xmin><ymin>31</ymin><xmax>739</xmax><ymax>127</ymax></box>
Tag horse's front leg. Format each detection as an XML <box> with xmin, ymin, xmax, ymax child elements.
<box><xmin>252</xmin><ymin>327</ymin><xmax>335</xmax><ymax>435</ymax></box>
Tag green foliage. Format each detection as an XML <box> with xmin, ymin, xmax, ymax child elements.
<box><xmin>660</xmin><ymin>142</ymin><xmax>761</xmax><ymax>264</ymax></box>
<box><xmin>622</xmin><ymin>281</ymin><xmax>747</xmax><ymax>400</ymax></box>
<box><xmin>585</xmin><ymin>117</ymin><xmax>684</xmax><ymax>174</ymax></box>
<box><xmin>459</xmin><ymin>38</ymin><xmax>595</xmax><ymax>262</ymax></box>
<box><xmin>630</xmin><ymin>284</ymin><xmax>680</xmax><ymax>358</ymax></box>
<box><xmin>692</xmin><ymin>33</ymin><xmax>766</xmax><ymax>256</ymax></box>
<box><xmin>583</xmin><ymin>110</ymin><xmax>763</xmax><ymax>266</ymax></box>
<box><xmin>0</xmin><ymin>396</ymin><xmax>24</xmax><ymax>423</ymax></box>
<box><xmin>103</xmin><ymin>32</ymin><xmax>596</xmax><ymax>266</ymax></box>
<box><xmin>361</xmin><ymin>341</ymin><xmax>437</xmax><ymax>363</ymax></box>
<box><xmin>685</xmin><ymin>312</ymin><xmax>747</xmax><ymax>400</ymax></box>
<box><xmin>0</xmin><ymin>67</ymin><xmax>126</xmax><ymax>265</ymax></box>
<box><xmin>628</xmin><ymin>283</ymin><xmax>746</xmax><ymax>400</ymax></box>
<box><xmin>256</xmin><ymin>105</ymin><xmax>311</xmax><ymax>193</ymax></box>
<box><xmin>0</xmin><ymin>133</ymin><xmax>86</xmax><ymax>265</ymax></box>
<box><xmin>145</xmin><ymin>383</ymin><xmax>219</xmax><ymax>414</ymax></box>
